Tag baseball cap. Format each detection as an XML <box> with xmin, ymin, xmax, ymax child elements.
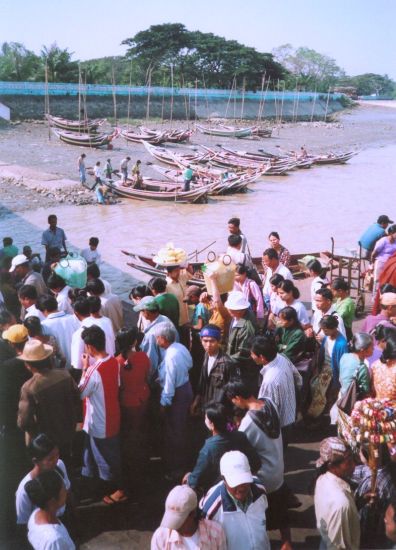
<box><xmin>377</xmin><ymin>215</ymin><xmax>393</xmax><ymax>224</ymax></box>
<box><xmin>133</xmin><ymin>295</ymin><xmax>159</xmax><ymax>312</ymax></box>
<box><xmin>160</xmin><ymin>485</ymin><xmax>197</xmax><ymax>530</ymax></box>
<box><xmin>316</xmin><ymin>437</ymin><xmax>350</xmax><ymax>467</ymax></box>
<box><xmin>9</xmin><ymin>254</ymin><xmax>29</xmax><ymax>272</ymax></box>
<box><xmin>2</xmin><ymin>324</ymin><xmax>29</xmax><ymax>344</ymax></box>
<box><xmin>220</xmin><ymin>451</ymin><xmax>253</xmax><ymax>488</ymax></box>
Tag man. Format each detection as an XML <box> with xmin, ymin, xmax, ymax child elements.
<box><xmin>165</xmin><ymin>266</ymin><xmax>191</xmax><ymax>330</ymax></box>
<box><xmin>0</xmin><ymin>237</ymin><xmax>18</xmax><ymax>268</ymax></box>
<box><xmin>363</xmin><ymin>291</ymin><xmax>396</xmax><ymax>333</ymax></box>
<box><xmin>78</xmin><ymin>153</ymin><xmax>87</xmax><ymax>185</ymax></box>
<box><xmin>41</xmin><ymin>247</ymin><xmax>61</xmax><ymax>284</ymax></box>
<box><xmin>131</xmin><ymin>159</ymin><xmax>143</xmax><ymax>187</ymax></box>
<box><xmin>385</xmin><ymin>499</ymin><xmax>396</xmax><ymax>546</ymax></box>
<box><xmin>17</xmin><ymin>339</ymin><xmax>80</xmax><ymax>456</ymax></box>
<box><xmin>120</xmin><ymin>156</ymin><xmax>131</xmax><ymax>184</ymax></box>
<box><xmin>228</xmin><ymin>217</ymin><xmax>250</xmax><ymax>256</ymax></box>
<box><xmin>86</xmin><ymin>278</ymin><xmax>123</xmax><ymax>333</ymax></box>
<box><xmin>87</xmin><ymin>296</ymin><xmax>116</xmax><ymax>352</ymax></box>
<box><xmin>79</xmin><ymin>325</ymin><xmax>125</xmax><ymax>504</ymax></box>
<box><xmin>314</xmin><ymin>437</ymin><xmax>360</xmax><ymax>550</ymax></box>
<box><xmin>201</xmin><ymin>450</ymin><xmax>270</xmax><ymax>550</ymax></box>
<box><xmin>22</xmin><ymin>245</ymin><xmax>42</xmax><ymax>272</ymax></box>
<box><xmin>40</xmin><ymin>295</ymin><xmax>79</xmax><ymax>368</ymax></box>
<box><xmin>191</xmin><ymin>324</ymin><xmax>232</xmax><ymax>415</ymax></box>
<box><xmin>81</xmin><ymin>237</ymin><xmax>101</xmax><ymax>266</ymax></box>
<box><xmin>359</xmin><ymin>214</ymin><xmax>393</xmax><ymax>259</ymax></box>
<box><xmin>9</xmin><ymin>254</ymin><xmax>47</xmax><ymax>297</ymax></box>
<box><xmin>41</xmin><ymin>215</ymin><xmax>67</xmax><ymax>261</ymax></box>
<box><xmin>151</xmin><ymin>485</ymin><xmax>226</xmax><ymax>550</ymax></box>
<box><xmin>226</xmin><ymin>234</ymin><xmax>254</xmax><ymax>269</ymax></box>
<box><xmin>262</xmin><ymin>248</ymin><xmax>293</xmax><ymax>302</ymax></box>
<box><xmin>46</xmin><ymin>272</ymin><xmax>73</xmax><ymax>315</ymax></box>
<box><xmin>183</xmin><ymin>165</ymin><xmax>193</xmax><ymax>192</ymax></box>
<box><xmin>148</xmin><ymin>276</ymin><xmax>180</xmax><ymax>329</ymax></box>
<box><xmin>310</xmin><ymin>288</ymin><xmax>346</xmax><ymax>339</ymax></box>
<box><xmin>251</xmin><ymin>336</ymin><xmax>300</xmax><ymax>447</ymax></box>
<box><xmin>86</xmin><ymin>263</ymin><xmax>112</xmax><ymax>295</ymax></box>
<box><xmin>18</xmin><ymin>285</ymin><xmax>45</xmax><ymax>321</ymax></box>
<box><xmin>155</xmin><ymin>322</ymin><xmax>193</xmax><ymax>478</ymax></box>
<box><xmin>225</xmin><ymin>291</ymin><xmax>258</xmax><ymax>389</ymax></box>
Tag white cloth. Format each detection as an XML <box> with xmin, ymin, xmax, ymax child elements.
<box><xmin>312</xmin><ymin>306</ymin><xmax>346</xmax><ymax>338</ymax></box>
<box><xmin>182</xmin><ymin>531</ymin><xmax>200</xmax><ymax>549</ymax></box>
<box><xmin>70</xmin><ymin>317</ymin><xmax>115</xmax><ymax>370</ymax></box>
<box><xmin>42</xmin><ymin>311</ymin><xmax>79</xmax><ymax>368</ymax></box>
<box><xmin>56</xmin><ymin>286</ymin><xmax>73</xmax><ymax>315</ymax></box>
<box><xmin>314</xmin><ymin>471</ymin><xmax>360</xmax><ymax>550</ymax></box>
<box><xmin>93</xmin><ymin>165</ymin><xmax>102</xmax><ymax>179</ymax></box>
<box><xmin>280</xmin><ymin>299</ymin><xmax>310</xmax><ymax>325</ymax></box>
<box><xmin>207</xmin><ymin>353</ymin><xmax>219</xmax><ymax>376</ymax></box>
<box><xmin>27</xmin><ymin>509</ymin><xmax>75</xmax><ymax>550</ymax></box>
<box><xmin>263</xmin><ymin>264</ymin><xmax>293</xmax><ymax>299</ymax></box>
<box><xmin>81</xmin><ymin>248</ymin><xmax>102</xmax><ymax>265</ymax></box>
<box><xmin>311</xmin><ymin>276</ymin><xmax>329</xmax><ymax>311</ymax></box>
<box><xmin>25</xmin><ymin>304</ymin><xmax>45</xmax><ymax>321</ymax></box>
<box><xmin>226</xmin><ymin>247</ymin><xmax>254</xmax><ymax>270</ymax></box>
<box><xmin>16</xmin><ymin>460</ymin><xmax>70</xmax><ymax>524</ymax></box>
<box><xmin>258</xmin><ymin>354</ymin><xmax>296</xmax><ymax>427</ymax></box>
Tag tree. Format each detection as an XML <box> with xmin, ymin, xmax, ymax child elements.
<box><xmin>338</xmin><ymin>73</ymin><xmax>395</xmax><ymax>96</ymax></box>
<box><xmin>39</xmin><ymin>43</ymin><xmax>79</xmax><ymax>82</ymax></box>
<box><xmin>0</xmin><ymin>42</ymin><xmax>40</xmax><ymax>81</ymax></box>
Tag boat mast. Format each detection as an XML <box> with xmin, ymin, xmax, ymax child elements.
<box><xmin>127</xmin><ymin>60</ymin><xmax>133</xmax><ymax>132</ymax></box>
<box><xmin>44</xmin><ymin>62</ymin><xmax>51</xmax><ymax>140</ymax></box>
<box><xmin>112</xmin><ymin>62</ymin><xmax>117</xmax><ymax>127</ymax></box>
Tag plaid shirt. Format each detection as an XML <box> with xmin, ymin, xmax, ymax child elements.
<box><xmin>151</xmin><ymin>518</ymin><xmax>226</xmax><ymax>549</ymax></box>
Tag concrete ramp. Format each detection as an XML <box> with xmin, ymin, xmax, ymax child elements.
<box><xmin>0</xmin><ymin>102</ymin><xmax>10</xmax><ymax>121</ymax></box>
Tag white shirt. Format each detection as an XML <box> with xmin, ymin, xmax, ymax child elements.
<box><xmin>93</xmin><ymin>165</ymin><xmax>102</xmax><ymax>179</ymax></box>
<box><xmin>312</xmin><ymin>306</ymin><xmax>346</xmax><ymax>338</ymax></box>
<box><xmin>16</xmin><ymin>460</ymin><xmax>70</xmax><ymax>524</ymax></box>
<box><xmin>42</xmin><ymin>311</ymin><xmax>79</xmax><ymax>368</ymax></box>
<box><xmin>279</xmin><ymin>299</ymin><xmax>310</xmax><ymax>325</ymax></box>
<box><xmin>314</xmin><ymin>471</ymin><xmax>360</xmax><ymax>550</ymax></box>
<box><xmin>70</xmin><ymin>316</ymin><xmax>115</xmax><ymax>370</ymax></box>
<box><xmin>226</xmin><ymin>247</ymin><xmax>254</xmax><ymax>270</ymax></box>
<box><xmin>263</xmin><ymin>264</ymin><xmax>293</xmax><ymax>299</ymax></box>
<box><xmin>207</xmin><ymin>353</ymin><xmax>219</xmax><ymax>376</ymax></box>
<box><xmin>81</xmin><ymin>248</ymin><xmax>102</xmax><ymax>265</ymax></box>
<box><xmin>28</xmin><ymin>510</ymin><xmax>75</xmax><ymax>550</ymax></box>
<box><xmin>311</xmin><ymin>276</ymin><xmax>329</xmax><ymax>311</ymax></box>
<box><xmin>25</xmin><ymin>304</ymin><xmax>45</xmax><ymax>322</ymax></box>
<box><xmin>56</xmin><ymin>286</ymin><xmax>73</xmax><ymax>315</ymax></box>
<box><xmin>258</xmin><ymin>354</ymin><xmax>296</xmax><ymax>427</ymax></box>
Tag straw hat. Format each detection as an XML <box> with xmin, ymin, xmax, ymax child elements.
<box><xmin>19</xmin><ymin>340</ymin><xmax>53</xmax><ymax>362</ymax></box>
<box><xmin>2</xmin><ymin>324</ymin><xmax>28</xmax><ymax>344</ymax></box>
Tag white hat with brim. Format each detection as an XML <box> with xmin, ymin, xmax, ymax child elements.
<box><xmin>9</xmin><ymin>254</ymin><xmax>29</xmax><ymax>272</ymax></box>
<box><xmin>224</xmin><ymin>291</ymin><xmax>250</xmax><ymax>310</ymax></box>
<box><xmin>220</xmin><ymin>450</ymin><xmax>253</xmax><ymax>488</ymax></box>
<box><xmin>160</xmin><ymin>485</ymin><xmax>197</xmax><ymax>530</ymax></box>
<box><xmin>19</xmin><ymin>340</ymin><xmax>53</xmax><ymax>362</ymax></box>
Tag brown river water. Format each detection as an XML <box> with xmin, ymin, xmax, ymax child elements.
<box><xmin>1</xmin><ymin>103</ymin><xmax>396</xmax><ymax>297</ymax></box>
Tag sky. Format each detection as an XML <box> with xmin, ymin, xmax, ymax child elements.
<box><xmin>0</xmin><ymin>0</ymin><xmax>395</xmax><ymax>79</ymax></box>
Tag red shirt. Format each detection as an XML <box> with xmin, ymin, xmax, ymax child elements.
<box><xmin>116</xmin><ymin>352</ymin><xmax>150</xmax><ymax>408</ymax></box>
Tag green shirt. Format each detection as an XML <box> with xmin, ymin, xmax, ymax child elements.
<box><xmin>334</xmin><ymin>297</ymin><xmax>355</xmax><ymax>329</ymax></box>
<box><xmin>275</xmin><ymin>326</ymin><xmax>306</xmax><ymax>361</ymax></box>
<box><xmin>154</xmin><ymin>293</ymin><xmax>180</xmax><ymax>328</ymax></box>
<box><xmin>339</xmin><ymin>353</ymin><xmax>371</xmax><ymax>396</ymax></box>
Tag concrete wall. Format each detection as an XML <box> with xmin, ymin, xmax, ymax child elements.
<box><xmin>0</xmin><ymin>94</ymin><xmax>344</xmax><ymax>121</ymax></box>
<box><xmin>0</xmin><ymin>101</ymin><xmax>10</xmax><ymax>121</ymax></box>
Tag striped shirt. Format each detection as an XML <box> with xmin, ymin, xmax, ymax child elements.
<box><xmin>79</xmin><ymin>355</ymin><xmax>120</xmax><ymax>438</ymax></box>
<box><xmin>258</xmin><ymin>354</ymin><xmax>296</xmax><ymax>427</ymax></box>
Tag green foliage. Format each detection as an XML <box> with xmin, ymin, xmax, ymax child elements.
<box><xmin>40</xmin><ymin>43</ymin><xmax>79</xmax><ymax>82</ymax></box>
<box><xmin>338</xmin><ymin>73</ymin><xmax>395</xmax><ymax>96</ymax></box>
<box><xmin>0</xmin><ymin>42</ymin><xmax>40</xmax><ymax>81</ymax></box>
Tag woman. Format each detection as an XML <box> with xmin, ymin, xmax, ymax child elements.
<box><xmin>93</xmin><ymin>161</ymin><xmax>106</xmax><ymax>205</ymax></box>
<box><xmin>268</xmin><ymin>231</ymin><xmax>290</xmax><ymax>267</ymax></box>
<box><xmin>23</xmin><ymin>316</ymin><xmax>65</xmax><ymax>369</ymax></box>
<box><xmin>233</xmin><ymin>264</ymin><xmax>265</xmax><ymax>322</ymax></box>
<box><xmin>129</xmin><ymin>284</ymin><xmax>153</xmax><ymax>333</ymax></box>
<box><xmin>268</xmin><ymin>273</ymin><xmax>284</xmax><ymax>315</ymax></box>
<box><xmin>275</xmin><ymin>306</ymin><xmax>306</xmax><ymax>362</ymax></box>
<box><xmin>25</xmin><ymin>470</ymin><xmax>75</xmax><ymax>550</ymax></box>
<box><xmin>183</xmin><ymin>402</ymin><xmax>260</xmax><ymax>493</ymax></box>
<box><xmin>16</xmin><ymin>434</ymin><xmax>70</xmax><ymax>526</ymax></box>
<box><xmin>372</xmin><ymin>336</ymin><xmax>396</xmax><ymax>399</ymax></box>
<box><xmin>370</xmin><ymin>324</ymin><xmax>396</xmax><ymax>365</ymax></box>
<box><xmin>332</xmin><ymin>278</ymin><xmax>356</xmax><ymax>341</ymax></box>
<box><xmin>339</xmin><ymin>333</ymin><xmax>373</xmax><ymax>398</ymax></box>
<box><xmin>306</xmin><ymin>259</ymin><xmax>329</xmax><ymax>312</ymax></box>
<box><xmin>372</xmin><ymin>225</ymin><xmax>396</xmax><ymax>295</ymax></box>
<box><xmin>277</xmin><ymin>279</ymin><xmax>310</xmax><ymax>328</ymax></box>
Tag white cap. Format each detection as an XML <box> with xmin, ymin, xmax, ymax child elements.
<box><xmin>9</xmin><ymin>254</ymin><xmax>29</xmax><ymax>272</ymax></box>
<box><xmin>224</xmin><ymin>290</ymin><xmax>250</xmax><ymax>310</ymax></box>
<box><xmin>220</xmin><ymin>451</ymin><xmax>253</xmax><ymax>488</ymax></box>
<box><xmin>160</xmin><ymin>485</ymin><xmax>197</xmax><ymax>530</ymax></box>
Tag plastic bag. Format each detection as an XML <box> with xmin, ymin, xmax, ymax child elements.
<box><xmin>202</xmin><ymin>254</ymin><xmax>236</xmax><ymax>295</ymax></box>
<box><xmin>54</xmin><ymin>252</ymin><xmax>87</xmax><ymax>289</ymax></box>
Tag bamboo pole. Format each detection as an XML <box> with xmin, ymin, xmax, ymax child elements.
<box><xmin>44</xmin><ymin>63</ymin><xmax>51</xmax><ymax>140</ymax></box>
<box><xmin>310</xmin><ymin>85</ymin><xmax>318</xmax><ymax>122</ymax></box>
<box><xmin>257</xmin><ymin>72</ymin><xmax>266</xmax><ymax>124</ymax></box>
<box><xmin>324</xmin><ymin>87</ymin><xmax>331</xmax><ymax>121</ymax></box>
<box><xmin>126</xmin><ymin>61</ymin><xmax>133</xmax><ymax>132</ymax></box>
<box><xmin>146</xmin><ymin>68</ymin><xmax>152</xmax><ymax>122</ymax></box>
<box><xmin>169</xmin><ymin>63</ymin><xmax>174</xmax><ymax>128</ymax></box>
<box><xmin>240</xmin><ymin>76</ymin><xmax>246</xmax><ymax>121</ymax></box>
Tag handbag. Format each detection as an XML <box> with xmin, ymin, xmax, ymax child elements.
<box><xmin>337</xmin><ymin>367</ymin><xmax>360</xmax><ymax>416</ymax></box>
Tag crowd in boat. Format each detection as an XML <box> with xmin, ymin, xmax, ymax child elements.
<box><xmin>1</xmin><ymin>213</ymin><xmax>396</xmax><ymax>549</ymax></box>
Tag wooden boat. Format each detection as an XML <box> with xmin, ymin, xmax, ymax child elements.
<box><xmin>103</xmin><ymin>178</ymin><xmax>209</xmax><ymax>203</ymax></box>
<box><xmin>121</xmin><ymin>128</ymin><xmax>168</xmax><ymax>145</ymax></box>
<box><xmin>200</xmin><ymin>146</ymin><xmax>291</xmax><ymax>175</ymax></box>
<box><xmin>312</xmin><ymin>151</ymin><xmax>358</xmax><ymax>165</ymax></box>
<box><xmin>46</xmin><ymin>114</ymin><xmax>106</xmax><ymax>132</ymax></box>
<box><xmin>196</xmin><ymin>124</ymin><xmax>255</xmax><ymax>138</ymax></box>
<box><xmin>143</xmin><ymin>141</ymin><xmax>211</xmax><ymax>167</ymax></box>
<box><xmin>140</xmin><ymin>126</ymin><xmax>194</xmax><ymax>143</ymax></box>
<box><xmin>53</xmin><ymin>128</ymin><xmax>120</xmax><ymax>147</ymax></box>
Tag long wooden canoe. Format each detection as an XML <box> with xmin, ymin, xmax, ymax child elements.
<box><xmin>103</xmin><ymin>179</ymin><xmax>209</xmax><ymax>203</ymax></box>
<box><xmin>46</xmin><ymin>114</ymin><xmax>106</xmax><ymax>132</ymax></box>
<box><xmin>53</xmin><ymin>128</ymin><xmax>120</xmax><ymax>147</ymax></box>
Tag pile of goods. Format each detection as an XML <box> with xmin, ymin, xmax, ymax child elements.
<box><xmin>351</xmin><ymin>398</ymin><xmax>396</xmax><ymax>446</ymax></box>
<box><xmin>153</xmin><ymin>243</ymin><xmax>188</xmax><ymax>266</ymax></box>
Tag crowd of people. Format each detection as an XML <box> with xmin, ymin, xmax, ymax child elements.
<box><xmin>1</xmin><ymin>213</ymin><xmax>396</xmax><ymax>549</ymax></box>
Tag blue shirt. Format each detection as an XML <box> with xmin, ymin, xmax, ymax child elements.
<box><xmin>41</xmin><ymin>227</ymin><xmax>67</xmax><ymax>250</ymax></box>
<box><xmin>159</xmin><ymin>342</ymin><xmax>192</xmax><ymax>406</ymax></box>
<box><xmin>191</xmin><ymin>303</ymin><xmax>210</xmax><ymax>327</ymax></box>
<box><xmin>359</xmin><ymin>223</ymin><xmax>385</xmax><ymax>251</ymax></box>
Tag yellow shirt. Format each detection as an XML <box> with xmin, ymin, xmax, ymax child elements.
<box><xmin>166</xmin><ymin>271</ymin><xmax>190</xmax><ymax>325</ymax></box>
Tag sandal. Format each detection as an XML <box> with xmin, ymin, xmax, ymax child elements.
<box><xmin>103</xmin><ymin>490</ymin><xmax>128</xmax><ymax>505</ymax></box>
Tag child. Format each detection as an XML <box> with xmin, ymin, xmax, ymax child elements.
<box><xmin>81</xmin><ymin>237</ymin><xmax>101</xmax><ymax>265</ymax></box>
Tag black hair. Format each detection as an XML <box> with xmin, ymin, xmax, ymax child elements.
<box><xmin>24</xmin><ymin>316</ymin><xmax>43</xmax><ymax>337</ymax></box>
<box><xmin>73</xmin><ymin>298</ymin><xmax>91</xmax><ymax>317</ymax></box>
<box><xmin>116</xmin><ymin>327</ymin><xmax>139</xmax><ymax>359</ymax></box>
<box><xmin>373</xmin><ymin>324</ymin><xmax>396</xmax><ymax>342</ymax></box>
<box><xmin>279</xmin><ymin>306</ymin><xmax>302</xmax><ymax>328</ymax></box>
<box><xmin>87</xmin><ymin>263</ymin><xmax>101</xmax><ymax>279</ymax></box>
<box><xmin>68</xmin><ymin>288</ymin><xmax>87</xmax><ymax>304</ymax></box>
<box><xmin>269</xmin><ymin>273</ymin><xmax>284</xmax><ymax>287</ymax></box>
<box><xmin>26</xmin><ymin>358</ymin><xmax>53</xmax><ymax>371</ymax></box>
<box><xmin>81</xmin><ymin>325</ymin><xmax>106</xmax><ymax>351</ymax></box>
<box><xmin>332</xmin><ymin>278</ymin><xmax>350</xmax><ymax>292</ymax></box>
<box><xmin>205</xmin><ymin>402</ymin><xmax>228</xmax><ymax>433</ymax></box>
<box><xmin>306</xmin><ymin>259</ymin><xmax>327</xmax><ymax>279</ymax></box>
<box><xmin>3</xmin><ymin>237</ymin><xmax>13</xmax><ymax>246</ymax></box>
<box><xmin>278</xmin><ymin>279</ymin><xmax>300</xmax><ymax>299</ymax></box>
<box><xmin>18</xmin><ymin>285</ymin><xmax>38</xmax><ymax>300</ymax></box>
<box><xmin>129</xmin><ymin>284</ymin><xmax>152</xmax><ymax>300</ymax></box>
<box><xmin>148</xmin><ymin>277</ymin><xmax>167</xmax><ymax>294</ymax></box>
<box><xmin>268</xmin><ymin>231</ymin><xmax>280</xmax><ymax>240</ymax></box>
<box><xmin>89</xmin><ymin>237</ymin><xmax>99</xmax><ymax>247</ymax></box>
<box><xmin>235</xmin><ymin>264</ymin><xmax>249</xmax><ymax>275</ymax></box>
<box><xmin>225</xmin><ymin>380</ymin><xmax>255</xmax><ymax>400</ymax></box>
<box><xmin>380</xmin><ymin>284</ymin><xmax>396</xmax><ymax>294</ymax></box>
<box><xmin>228</xmin><ymin>217</ymin><xmax>240</xmax><ymax>227</ymax></box>
<box><xmin>228</xmin><ymin>234</ymin><xmax>242</xmax><ymax>247</ymax></box>
<box><xmin>380</xmin><ymin>336</ymin><xmax>396</xmax><ymax>363</ymax></box>
<box><xmin>25</xmin><ymin>470</ymin><xmax>63</xmax><ymax>509</ymax></box>
<box><xmin>47</xmin><ymin>215</ymin><xmax>57</xmax><ymax>223</ymax></box>
<box><xmin>28</xmin><ymin>433</ymin><xmax>57</xmax><ymax>461</ymax></box>
<box><xmin>0</xmin><ymin>309</ymin><xmax>14</xmax><ymax>327</ymax></box>
<box><xmin>262</xmin><ymin>248</ymin><xmax>278</xmax><ymax>260</ymax></box>
<box><xmin>87</xmin><ymin>295</ymin><xmax>101</xmax><ymax>314</ymax></box>
<box><xmin>47</xmin><ymin>273</ymin><xmax>66</xmax><ymax>291</ymax></box>
<box><xmin>86</xmin><ymin>278</ymin><xmax>105</xmax><ymax>296</ymax></box>
<box><xmin>38</xmin><ymin>295</ymin><xmax>58</xmax><ymax>313</ymax></box>
<box><xmin>319</xmin><ymin>314</ymin><xmax>339</xmax><ymax>330</ymax></box>
<box><xmin>315</xmin><ymin>288</ymin><xmax>334</xmax><ymax>301</ymax></box>
<box><xmin>251</xmin><ymin>336</ymin><xmax>277</xmax><ymax>362</ymax></box>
